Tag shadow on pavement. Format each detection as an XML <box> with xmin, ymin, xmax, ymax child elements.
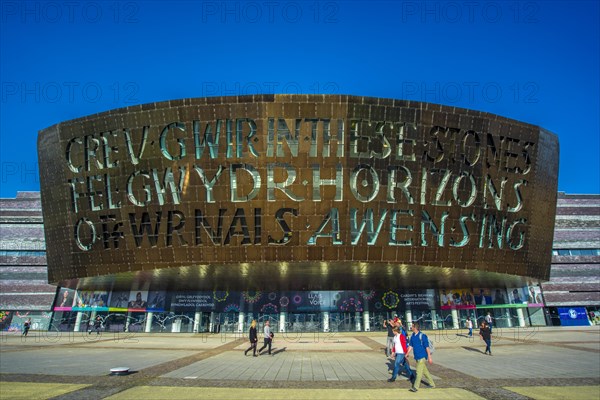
<box><xmin>461</xmin><ymin>346</ymin><xmax>486</xmax><ymax>354</ymax></box>
<box><xmin>271</xmin><ymin>347</ymin><xmax>287</xmax><ymax>355</ymax></box>
<box><xmin>455</xmin><ymin>333</ymin><xmax>474</xmax><ymax>338</ymax></box>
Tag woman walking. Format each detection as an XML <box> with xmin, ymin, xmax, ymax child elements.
<box><xmin>479</xmin><ymin>321</ymin><xmax>492</xmax><ymax>355</ymax></box>
<box><xmin>22</xmin><ymin>319</ymin><xmax>31</xmax><ymax>336</ymax></box>
<box><xmin>244</xmin><ymin>320</ymin><xmax>258</xmax><ymax>357</ymax></box>
<box><xmin>466</xmin><ymin>317</ymin><xmax>473</xmax><ymax>337</ymax></box>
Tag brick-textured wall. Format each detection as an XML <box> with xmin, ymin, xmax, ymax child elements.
<box><xmin>542</xmin><ymin>193</ymin><xmax>600</xmax><ymax>306</ymax></box>
<box><xmin>0</xmin><ymin>192</ymin><xmax>57</xmax><ymax>310</ymax></box>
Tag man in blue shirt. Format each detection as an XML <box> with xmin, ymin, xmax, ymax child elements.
<box><xmin>405</xmin><ymin>322</ymin><xmax>435</xmax><ymax>392</ymax></box>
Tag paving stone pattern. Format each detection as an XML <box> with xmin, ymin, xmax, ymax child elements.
<box><xmin>1</xmin><ymin>327</ymin><xmax>598</xmax><ymax>400</ymax></box>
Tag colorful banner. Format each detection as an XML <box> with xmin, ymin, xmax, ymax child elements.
<box><xmin>399</xmin><ymin>290</ymin><xmax>437</xmax><ymax>310</ymax></box>
<box><xmin>0</xmin><ymin>311</ymin><xmax>13</xmax><ymax>331</ymax></box>
<box><xmin>473</xmin><ymin>288</ymin><xmax>493</xmax><ymax>305</ymax></box>
<box><xmin>126</xmin><ymin>290</ymin><xmax>148</xmax><ymax>310</ymax></box>
<box><xmin>108</xmin><ymin>291</ymin><xmax>130</xmax><ymax>308</ymax></box>
<box><xmin>72</xmin><ymin>290</ymin><xmax>109</xmax><ymax>311</ymax></box>
<box><xmin>53</xmin><ymin>288</ymin><xmax>76</xmax><ymax>311</ymax></box>
<box><xmin>53</xmin><ymin>288</ymin><xmax>542</xmax><ymax>315</ymax></box>
<box><xmin>439</xmin><ymin>289</ymin><xmax>476</xmax><ymax>309</ymax></box>
<box><xmin>508</xmin><ymin>287</ymin><xmax>528</xmax><ymax>304</ymax></box>
<box><xmin>558</xmin><ymin>307</ymin><xmax>590</xmax><ymax>326</ymax></box>
<box><xmin>171</xmin><ymin>292</ymin><xmax>215</xmax><ymax>310</ymax></box>
<box><xmin>490</xmin><ymin>288</ymin><xmax>509</xmax><ymax>305</ymax></box>
<box><xmin>526</xmin><ymin>285</ymin><xmax>544</xmax><ymax>306</ymax></box>
<box><xmin>147</xmin><ymin>291</ymin><xmax>167</xmax><ymax>311</ymax></box>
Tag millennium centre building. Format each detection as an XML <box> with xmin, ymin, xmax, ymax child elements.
<box><xmin>36</xmin><ymin>94</ymin><xmax>560</xmax><ymax>333</ymax></box>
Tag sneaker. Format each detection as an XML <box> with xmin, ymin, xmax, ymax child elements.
<box><xmin>387</xmin><ymin>378</ymin><xmax>396</xmax><ymax>382</ymax></box>
<box><xmin>409</xmin><ymin>387</ymin><xmax>418</xmax><ymax>392</ymax></box>
<box><xmin>244</xmin><ymin>350</ymin><xmax>248</xmax><ymax>356</ymax></box>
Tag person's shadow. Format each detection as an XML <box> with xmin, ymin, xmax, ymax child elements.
<box><xmin>462</xmin><ymin>346</ymin><xmax>486</xmax><ymax>354</ymax></box>
<box><xmin>271</xmin><ymin>347</ymin><xmax>287</xmax><ymax>356</ymax></box>
<box><xmin>386</xmin><ymin>358</ymin><xmax>394</xmax><ymax>373</ymax></box>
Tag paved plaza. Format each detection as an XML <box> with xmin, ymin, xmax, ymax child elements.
<box><xmin>1</xmin><ymin>326</ymin><xmax>599</xmax><ymax>399</ymax></box>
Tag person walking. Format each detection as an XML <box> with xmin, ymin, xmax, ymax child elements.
<box><xmin>485</xmin><ymin>312</ymin><xmax>493</xmax><ymax>334</ymax></box>
<box><xmin>466</xmin><ymin>317</ymin><xmax>473</xmax><ymax>337</ymax></box>
<box><xmin>93</xmin><ymin>316</ymin><xmax>102</xmax><ymax>335</ymax></box>
<box><xmin>244</xmin><ymin>320</ymin><xmax>258</xmax><ymax>357</ymax></box>
<box><xmin>479</xmin><ymin>321</ymin><xmax>492</xmax><ymax>355</ymax></box>
<box><xmin>258</xmin><ymin>320</ymin><xmax>273</xmax><ymax>355</ymax></box>
<box><xmin>387</xmin><ymin>327</ymin><xmax>415</xmax><ymax>383</ymax></box>
<box><xmin>22</xmin><ymin>319</ymin><xmax>31</xmax><ymax>336</ymax></box>
<box><xmin>405</xmin><ymin>322</ymin><xmax>435</xmax><ymax>392</ymax></box>
<box><xmin>398</xmin><ymin>318</ymin><xmax>408</xmax><ymax>338</ymax></box>
<box><xmin>383</xmin><ymin>318</ymin><xmax>395</xmax><ymax>357</ymax></box>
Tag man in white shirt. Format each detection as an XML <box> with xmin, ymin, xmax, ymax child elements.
<box><xmin>485</xmin><ymin>312</ymin><xmax>493</xmax><ymax>333</ymax></box>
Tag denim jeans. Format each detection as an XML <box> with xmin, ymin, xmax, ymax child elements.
<box><xmin>484</xmin><ymin>338</ymin><xmax>491</xmax><ymax>354</ymax></box>
<box><xmin>258</xmin><ymin>338</ymin><xmax>272</xmax><ymax>354</ymax></box>
<box><xmin>391</xmin><ymin>354</ymin><xmax>413</xmax><ymax>380</ymax></box>
<box><xmin>386</xmin><ymin>337</ymin><xmax>394</xmax><ymax>357</ymax></box>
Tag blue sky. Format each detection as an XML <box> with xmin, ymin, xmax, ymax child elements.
<box><xmin>1</xmin><ymin>0</ymin><xmax>598</xmax><ymax>197</ymax></box>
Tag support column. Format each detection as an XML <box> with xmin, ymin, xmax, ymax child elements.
<box><xmin>145</xmin><ymin>312</ymin><xmax>153</xmax><ymax>333</ymax></box>
<box><xmin>405</xmin><ymin>310</ymin><xmax>413</xmax><ymax>327</ymax></box>
<box><xmin>506</xmin><ymin>310</ymin><xmax>513</xmax><ymax>327</ymax></box>
<box><xmin>74</xmin><ymin>312</ymin><xmax>83</xmax><ymax>332</ymax></box>
<box><xmin>125</xmin><ymin>312</ymin><xmax>131</xmax><ymax>332</ymax></box>
<box><xmin>209</xmin><ymin>312</ymin><xmax>216</xmax><ymax>333</ymax></box>
<box><xmin>171</xmin><ymin>318</ymin><xmax>181</xmax><ymax>333</ymax></box>
<box><xmin>451</xmin><ymin>309</ymin><xmax>459</xmax><ymax>329</ymax></box>
<box><xmin>516</xmin><ymin>308</ymin><xmax>526</xmax><ymax>327</ymax></box>
<box><xmin>354</xmin><ymin>312</ymin><xmax>361</xmax><ymax>331</ymax></box>
<box><xmin>194</xmin><ymin>312</ymin><xmax>201</xmax><ymax>333</ymax></box>
<box><xmin>363</xmin><ymin>311</ymin><xmax>370</xmax><ymax>332</ymax></box>
<box><xmin>238</xmin><ymin>312</ymin><xmax>245</xmax><ymax>333</ymax></box>
<box><xmin>279</xmin><ymin>312</ymin><xmax>286</xmax><ymax>333</ymax></box>
<box><xmin>322</xmin><ymin>311</ymin><xmax>330</xmax><ymax>332</ymax></box>
<box><xmin>431</xmin><ymin>310</ymin><xmax>438</xmax><ymax>330</ymax></box>
<box><xmin>89</xmin><ymin>311</ymin><xmax>97</xmax><ymax>333</ymax></box>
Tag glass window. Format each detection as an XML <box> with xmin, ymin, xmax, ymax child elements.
<box><xmin>0</xmin><ymin>250</ymin><xmax>46</xmax><ymax>257</ymax></box>
<box><xmin>553</xmin><ymin>248</ymin><xmax>600</xmax><ymax>256</ymax></box>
